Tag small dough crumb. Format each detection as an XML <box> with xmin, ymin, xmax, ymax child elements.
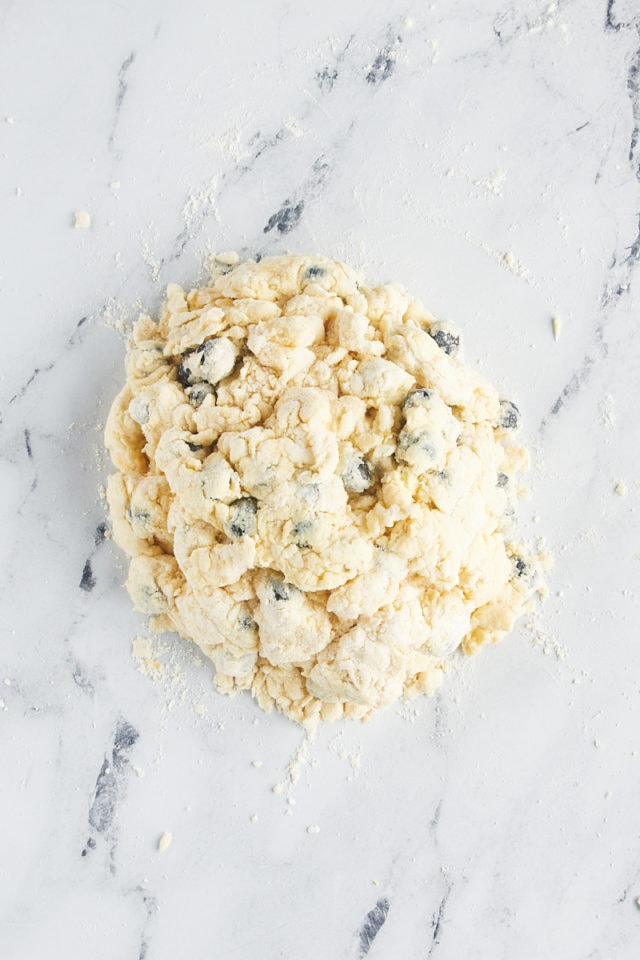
<box><xmin>250</xmin><ymin>813</ymin><xmax>258</xmax><ymax>823</ymax></box>
<box><xmin>215</xmin><ymin>250</ymin><xmax>240</xmax><ymax>265</ymax></box>
<box><xmin>307</xmin><ymin>824</ymin><xmax>321</xmax><ymax>834</ymax></box>
<box><xmin>614</xmin><ymin>481</ymin><xmax>627</xmax><ymax>497</ymax></box>
<box><xmin>551</xmin><ymin>316</ymin><xmax>561</xmax><ymax>340</ymax></box>
<box><xmin>5</xmin><ymin>116</ymin><xmax>14</xmax><ymax>125</ymax></box>
<box><xmin>74</xmin><ymin>210</ymin><xmax>91</xmax><ymax>229</ymax></box>
<box><xmin>251</xmin><ymin>759</ymin><xmax>263</xmax><ymax>768</ymax></box>
<box><xmin>157</xmin><ymin>831</ymin><xmax>173</xmax><ymax>852</ymax></box>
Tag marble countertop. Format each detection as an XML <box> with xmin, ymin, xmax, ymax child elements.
<box><xmin>2</xmin><ymin>1</ymin><xmax>640</xmax><ymax>957</ymax></box>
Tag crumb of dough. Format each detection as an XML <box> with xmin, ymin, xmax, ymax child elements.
<box><xmin>104</xmin><ymin>253</ymin><xmax>546</xmax><ymax>726</ymax></box>
<box><xmin>551</xmin><ymin>316</ymin><xmax>561</xmax><ymax>340</ymax></box>
<box><xmin>307</xmin><ymin>824</ymin><xmax>321</xmax><ymax>834</ymax></box>
<box><xmin>157</xmin><ymin>831</ymin><xmax>173</xmax><ymax>852</ymax></box>
<box><xmin>614</xmin><ymin>481</ymin><xmax>627</xmax><ymax>497</ymax></box>
<box><xmin>74</xmin><ymin>209</ymin><xmax>91</xmax><ymax>229</ymax></box>
<box><xmin>110</xmin><ymin>180</ymin><xmax>121</xmax><ymax>191</ymax></box>
<box><xmin>5</xmin><ymin>116</ymin><xmax>14</xmax><ymax>124</ymax></box>
<box><xmin>214</xmin><ymin>250</ymin><xmax>240</xmax><ymax>266</ymax></box>
<box><xmin>249</xmin><ymin>813</ymin><xmax>258</xmax><ymax>823</ymax></box>
<box><xmin>132</xmin><ymin>635</ymin><xmax>160</xmax><ymax>676</ymax></box>
<box><xmin>251</xmin><ymin>759</ymin><xmax>263</xmax><ymax>768</ymax></box>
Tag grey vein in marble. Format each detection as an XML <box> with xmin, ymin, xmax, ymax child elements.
<box><xmin>84</xmin><ymin>718</ymin><xmax>139</xmax><ymax>866</ymax></box>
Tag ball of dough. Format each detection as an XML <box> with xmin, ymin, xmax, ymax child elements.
<box><xmin>105</xmin><ymin>254</ymin><xmax>543</xmax><ymax>725</ymax></box>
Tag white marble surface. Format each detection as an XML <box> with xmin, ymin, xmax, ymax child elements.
<box><xmin>2</xmin><ymin>0</ymin><xmax>640</xmax><ymax>957</ymax></box>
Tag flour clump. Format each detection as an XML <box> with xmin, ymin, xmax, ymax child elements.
<box><xmin>105</xmin><ymin>254</ymin><xmax>543</xmax><ymax>724</ymax></box>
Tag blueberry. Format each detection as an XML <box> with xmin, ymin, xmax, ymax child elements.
<box><xmin>304</xmin><ymin>265</ymin><xmax>325</xmax><ymax>279</ymax></box>
<box><xmin>397</xmin><ymin>430</ymin><xmax>436</xmax><ymax>461</ymax></box>
<box><xmin>513</xmin><ymin>556</ymin><xmax>527</xmax><ymax>578</ymax></box>
<box><xmin>269</xmin><ymin>578</ymin><xmax>291</xmax><ymax>603</ymax></box>
<box><xmin>178</xmin><ymin>337</ymin><xmax>237</xmax><ymax>388</ymax></box>
<box><xmin>186</xmin><ymin>382</ymin><xmax>215</xmax><ymax>407</ymax></box>
<box><xmin>497</xmin><ymin>472</ymin><xmax>509</xmax><ymax>487</ymax></box>
<box><xmin>292</xmin><ymin>519</ymin><xmax>313</xmax><ymax>549</ymax></box>
<box><xmin>177</xmin><ymin>360</ymin><xmax>193</xmax><ymax>388</ymax></box>
<box><xmin>342</xmin><ymin>455</ymin><xmax>373</xmax><ymax>494</ymax></box>
<box><xmin>497</xmin><ymin>400</ymin><xmax>521</xmax><ymax>431</ymax></box>
<box><xmin>186</xmin><ymin>441</ymin><xmax>202</xmax><ymax>452</ymax></box>
<box><xmin>226</xmin><ymin>497</ymin><xmax>258</xmax><ymax>538</ymax></box>
<box><xmin>428</xmin><ymin>323</ymin><xmax>460</xmax><ymax>357</ymax></box>
<box><xmin>402</xmin><ymin>388</ymin><xmax>434</xmax><ymax>411</ymax></box>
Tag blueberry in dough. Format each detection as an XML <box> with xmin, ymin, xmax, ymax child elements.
<box><xmin>513</xmin><ymin>556</ymin><xmax>527</xmax><ymax>578</ymax></box>
<box><xmin>497</xmin><ymin>399</ymin><xmax>521</xmax><ymax>431</ymax></box>
<box><xmin>402</xmin><ymin>388</ymin><xmax>434</xmax><ymax>410</ymax></box>
<box><xmin>267</xmin><ymin>577</ymin><xmax>291</xmax><ymax>603</ymax></box>
<box><xmin>428</xmin><ymin>322</ymin><xmax>460</xmax><ymax>357</ymax></box>
<box><xmin>178</xmin><ymin>337</ymin><xmax>237</xmax><ymax>387</ymax></box>
<box><xmin>226</xmin><ymin>497</ymin><xmax>258</xmax><ymax>538</ymax></box>
<box><xmin>497</xmin><ymin>472</ymin><xmax>509</xmax><ymax>488</ymax></box>
<box><xmin>304</xmin><ymin>265</ymin><xmax>325</xmax><ymax>279</ymax></box>
<box><xmin>292</xmin><ymin>519</ymin><xmax>313</xmax><ymax>548</ymax></box>
<box><xmin>396</xmin><ymin>429</ymin><xmax>437</xmax><ymax>463</ymax></box>
<box><xmin>186</xmin><ymin>382</ymin><xmax>215</xmax><ymax>407</ymax></box>
<box><xmin>342</xmin><ymin>455</ymin><xmax>373</xmax><ymax>493</ymax></box>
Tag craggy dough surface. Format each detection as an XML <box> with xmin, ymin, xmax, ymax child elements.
<box><xmin>105</xmin><ymin>254</ymin><xmax>539</xmax><ymax>725</ymax></box>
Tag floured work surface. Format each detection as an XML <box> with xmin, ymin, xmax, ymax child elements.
<box><xmin>105</xmin><ymin>254</ymin><xmax>544</xmax><ymax>725</ymax></box>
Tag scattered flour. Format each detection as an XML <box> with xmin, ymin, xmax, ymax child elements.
<box><xmin>599</xmin><ymin>394</ymin><xmax>616</xmax><ymax>429</ymax></box>
<box><xmin>474</xmin><ymin>169</ymin><xmax>506</xmax><ymax>196</ymax></box>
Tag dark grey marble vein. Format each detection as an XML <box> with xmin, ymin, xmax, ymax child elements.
<box><xmin>365</xmin><ymin>34</ymin><xmax>402</xmax><ymax>86</ymax></box>
<box><xmin>626</xmin><ymin>40</ymin><xmax>640</xmax><ymax>179</ymax></box>
<box><xmin>160</xmin><ymin>20</ymin><xmax>407</xmax><ymax>272</ymax></box>
<box><xmin>109</xmin><ymin>51</ymin><xmax>136</xmax><ymax>151</ymax></box>
<box><xmin>427</xmin><ymin>881</ymin><xmax>452</xmax><ymax>957</ymax></box>
<box><xmin>262</xmin><ymin>154</ymin><xmax>332</xmax><ymax>239</ymax></box>
<box><xmin>6</xmin><ymin>315</ymin><xmax>90</xmax><ymax>408</ymax></box>
<box><xmin>83</xmin><ymin>718</ymin><xmax>139</xmax><ymax>864</ymax></box>
<box><xmin>539</xmin><ymin>20</ymin><xmax>640</xmax><ymax>433</ymax></box>
<box><xmin>358</xmin><ymin>897</ymin><xmax>390</xmax><ymax>957</ymax></box>
<box><xmin>605</xmin><ymin>0</ymin><xmax>639</xmax><ymax>32</ymax></box>
<box><xmin>79</xmin><ymin>559</ymin><xmax>97</xmax><ymax>592</ymax></box>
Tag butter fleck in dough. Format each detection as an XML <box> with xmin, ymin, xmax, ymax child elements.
<box><xmin>105</xmin><ymin>254</ymin><xmax>543</xmax><ymax>725</ymax></box>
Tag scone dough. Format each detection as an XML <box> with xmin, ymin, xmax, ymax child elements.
<box><xmin>105</xmin><ymin>254</ymin><xmax>540</xmax><ymax>724</ymax></box>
